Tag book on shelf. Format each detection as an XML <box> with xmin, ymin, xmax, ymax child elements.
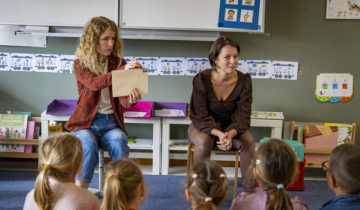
<box><xmin>7</xmin><ymin>111</ymin><xmax>31</xmax><ymax>120</ymax></box>
<box><xmin>24</xmin><ymin>121</ymin><xmax>36</xmax><ymax>153</ymax></box>
<box><xmin>0</xmin><ymin>114</ymin><xmax>28</xmax><ymax>152</ymax></box>
<box><xmin>251</xmin><ymin>111</ymin><xmax>284</xmax><ymax>120</ymax></box>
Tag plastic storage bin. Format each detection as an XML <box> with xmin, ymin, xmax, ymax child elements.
<box><xmin>152</xmin><ymin>102</ymin><xmax>187</xmax><ymax>118</ymax></box>
<box><xmin>123</xmin><ymin>101</ymin><xmax>153</xmax><ymax>118</ymax></box>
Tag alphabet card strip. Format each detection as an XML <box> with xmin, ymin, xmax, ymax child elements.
<box><xmin>0</xmin><ymin>52</ymin><xmax>11</xmax><ymax>71</ymax></box>
<box><xmin>185</xmin><ymin>57</ymin><xmax>211</xmax><ymax>76</ymax></box>
<box><xmin>246</xmin><ymin>60</ymin><xmax>271</xmax><ymax>79</ymax></box>
<box><xmin>271</xmin><ymin>61</ymin><xmax>298</xmax><ymax>80</ymax></box>
<box><xmin>58</xmin><ymin>55</ymin><xmax>75</xmax><ymax>74</ymax></box>
<box><xmin>135</xmin><ymin>57</ymin><xmax>160</xmax><ymax>75</ymax></box>
<box><xmin>10</xmin><ymin>53</ymin><xmax>35</xmax><ymax>72</ymax></box>
<box><xmin>34</xmin><ymin>54</ymin><xmax>59</xmax><ymax>73</ymax></box>
<box><xmin>158</xmin><ymin>57</ymin><xmax>186</xmax><ymax>76</ymax></box>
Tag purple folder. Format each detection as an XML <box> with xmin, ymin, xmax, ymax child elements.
<box><xmin>152</xmin><ymin>102</ymin><xmax>187</xmax><ymax>118</ymax></box>
<box><xmin>46</xmin><ymin>99</ymin><xmax>77</xmax><ymax>115</ymax></box>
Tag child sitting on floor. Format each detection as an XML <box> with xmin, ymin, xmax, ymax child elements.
<box><xmin>320</xmin><ymin>143</ymin><xmax>360</xmax><ymax>210</ymax></box>
<box><xmin>185</xmin><ymin>161</ymin><xmax>228</xmax><ymax>210</ymax></box>
<box><xmin>231</xmin><ymin>139</ymin><xmax>309</xmax><ymax>210</ymax></box>
<box><xmin>23</xmin><ymin>133</ymin><xmax>100</xmax><ymax>210</ymax></box>
<box><xmin>102</xmin><ymin>159</ymin><xmax>146</xmax><ymax>210</ymax></box>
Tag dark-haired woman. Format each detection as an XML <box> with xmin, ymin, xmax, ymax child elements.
<box><xmin>188</xmin><ymin>36</ymin><xmax>255</xmax><ymax>193</ymax></box>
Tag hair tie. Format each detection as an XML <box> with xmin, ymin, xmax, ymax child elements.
<box><xmin>205</xmin><ymin>197</ymin><xmax>212</xmax><ymax>202</ymax></box>
<box><xmin>277</xmin><ymin>184</ymin><xmax>284</xmax><ymax>189</ymax></box>
<box><xmin>44</xmin><ymin>164</ymin><xmax>51</xmax><ymax>170</ymax></box>
<box><xmin>112</xmin><ymin>174</ymin><xmax>119</xmax><ymax>179</ymax></box>
<box><xmin>219</xmin><ymin>173</ymin><xmax>226</xmax><ymax>178</ymax></box>
<box><xmin>192</xmin><ymin>173</ymin><xmax>198</xmax><ymax>179</ymax></box>
<box><xmin>256</xmin><ymin>159</ymin><xmax>261</xmax><ymax>165</ymax></box>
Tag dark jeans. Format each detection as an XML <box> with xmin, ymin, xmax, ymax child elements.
<box><xmin>188</xmin><ymin>123</ymin><xmax>255</xmax><ymax>193</ymax></box>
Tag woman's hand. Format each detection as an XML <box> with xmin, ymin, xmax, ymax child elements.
<box><xmin>217</xmin><ymin>138</ymin><xmax>232</xmax><ymax>151</ymax></box>
<box><xmin>125</xmin><ymin>60</ymin><xmax>143</xmax><ymax>70</ymax></box>
<box><xmin>129</xmin><ymin>88</ymin><xmax>142</xmax><ymax>104</ymax></box>
<box><xmin>211</xmin><ymin>129</ymin><xmax>233</xmax><ymax>151</ymax></box>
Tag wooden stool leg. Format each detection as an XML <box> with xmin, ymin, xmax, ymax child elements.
<box><xmin>187</xmin><ymin>143</ymin><xmax>193</xmax><ymax>177</ymax></box>
<box><xmin>233</xmin><ymin>151</ymin><xmax>239</xmax><ymax>199</ymax></box>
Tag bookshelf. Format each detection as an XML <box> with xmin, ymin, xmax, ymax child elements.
<box><xmin>0</xmin><ymin>117</ymin><xmax>41</xmax><ymax>160</ymax></box>
<box><xmin>290</xmin><ymin>121</ymin><xmax>356</xmax><ymax>168</ymax></box>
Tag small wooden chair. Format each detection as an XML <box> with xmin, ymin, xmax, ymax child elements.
<box><xmin>187</xmin><ymin>142</ymin><xmax>240</xmax><ymax>199</ymax></box>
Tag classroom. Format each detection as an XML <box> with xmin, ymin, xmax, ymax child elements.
<box><xmin>0</xmin><ymin>0</ymin><xmax>359</xmax><ymax>209</ymax></box>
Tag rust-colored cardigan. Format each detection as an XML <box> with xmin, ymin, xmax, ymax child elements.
<box><xmin>65</xmin><ymin>55</ymin><xmax>132</xmax><ymax>132</ymax></box>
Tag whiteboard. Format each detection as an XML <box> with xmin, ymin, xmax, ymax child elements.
<box><xmin>120</xmin><ymin>0</ymin><xmax>265</xmax><ymax>32</ymax></box>
<box><xmin>0</xmin><ymin>0</ymin><xmax>117</xmax><ymax>27</ymax></box>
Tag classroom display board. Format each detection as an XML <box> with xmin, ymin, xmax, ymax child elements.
<box><xmin>120</xmin><ymin>0</ymin><xmax>265</xmax><ymax>32</ymax></box>
<box><xmin>0</xmin><ymin>0</ymin><xmax>117</xmax><ymax>27</ymax></box>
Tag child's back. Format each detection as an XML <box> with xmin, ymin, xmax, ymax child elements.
<box><xmin>23</xmin><ymin>133</ymin><xmax>99</xmax><ymax>210</ymax></box>
<box><xmin>231</xmin><ymin>139</ymin><xmax>309</xmax><ymax>210</ymax></box>
<box><xmin>320</xmin><ymin>143</ymin><xmax>360</xmax><ymax>210</ymax></box>
<box><xmin>24</xmin><ymin>178</ymin><xmax>99</xmax><ymax>210</ymax></box>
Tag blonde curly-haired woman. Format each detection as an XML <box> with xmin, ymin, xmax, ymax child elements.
<box><xmin>64</xmin><ymin>16</ymin><xmax>142</xmax><ymax>189</ymax></box>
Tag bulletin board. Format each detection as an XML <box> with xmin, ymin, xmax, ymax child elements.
<box><xmin>0</xmin><ymin>0</ymin><xmax>117</xmax><ymax>27</ymax></box>
<box><xmin>120</xmin><ymin>0</ymin><xmax>265</xmax><ymax>32</ymax></box>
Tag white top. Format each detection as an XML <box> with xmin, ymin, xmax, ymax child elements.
<box><xmin>23</xmin><ymin>178</ymin><xmax>100</xmax><ymax>210</ymax></box>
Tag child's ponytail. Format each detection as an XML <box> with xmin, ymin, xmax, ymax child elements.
<box><xmin>34</xmin><ymin>166</ymin><xmax>52</xmax><ymax>210</ymax></box>
<box><xmin>103</xmin><ymin>175</ymin><xmax>128</xmax><ymax>210</ymax></box>
<box><xmin>266</xmin><ymin>187</ymin><xmax>293</xmax><ymax>210</ymax></box>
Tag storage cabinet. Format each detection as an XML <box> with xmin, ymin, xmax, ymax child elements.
<box><xmin>161</xmin><ymin>117</ymin><xmax>284</xmax><ymax>175</ymax></box>
<box><xmin>41</xmin><ymin>111</ymin><xmax>162</xmax><ymax>175</ymax></box>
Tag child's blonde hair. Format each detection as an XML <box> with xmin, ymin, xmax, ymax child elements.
<box><xmin>255</xmin><ymin>139</ymin><xmax>298</xmax><ymax>210</ymax></box>
<box><xmin>102</xmin><ymin>159</ymin><xmax>144</xmax><ymax>210</ymax></box>
<box><xmin>329</xmin><ymin>143</ymin><xmax>360</xmax><ymax>194</ymax></box>
<box><xmin>34</xmin><ymin>133</ymin><xmax>83</xmax><ymax>210</ymax></box>
<box><xmin>186</xmin><ymin>161</ymin><xmax>228</xmax><ymax>210</ymax></box>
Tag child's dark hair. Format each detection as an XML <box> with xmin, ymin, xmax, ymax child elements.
<box><xmin>255</xmin><ymin>139</ymin><xmax>298</xmax><ymax>210</ymax></box>
<box><xmin>34</xmin><ymin>133</ymin><xmax>83</xmax><ymax>210</ymax></box>
<box><xmin>102</xmin><ymin>159</ymin><xmax>144</xmax><ymax>210</ymax></box>
<box><xmin>329</xmin><ymin>143</ymin><xmax>360</xmax><ymax>194</ymax></box>
<box><xmin>186</xmin><ymin>161</ymin><xmax>228</xmax><ymax>210</ymax></box>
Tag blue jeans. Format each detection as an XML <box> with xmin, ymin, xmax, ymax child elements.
<box><xmin>72</xmin><ymin>113</ymin><xmax>130</xmax><ymax>183</ymax></box>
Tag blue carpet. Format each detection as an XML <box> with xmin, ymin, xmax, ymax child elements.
<box><xmin>0</xmin><ymin>170</ymin><xmax>333</xmax><ymax>210</ymax></box>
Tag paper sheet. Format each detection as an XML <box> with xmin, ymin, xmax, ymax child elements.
<box><xmin>154</xmin><ymin>109</ymin><xmax>185</xmax><ymax>117</ymax></box>
<box><xmin>123</xmin><ymin>111</ymin><xmax>147</xmax><ymax>117</ymax></box>
<box><xmin>112</xmin><ymin>69</ymin><xmax>148</xmax><ymax>97</ymax></box>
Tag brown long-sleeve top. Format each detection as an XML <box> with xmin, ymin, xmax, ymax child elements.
<box><xmin>189</xmin><ymin>69</ymin><xmax>252</xmax><ymax>137</ymax></box>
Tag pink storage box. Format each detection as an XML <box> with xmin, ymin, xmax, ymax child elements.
<box><xmin>123</xmin><ymin>101</ymin><xmax>153</xmax><ymax>118</ymax></box>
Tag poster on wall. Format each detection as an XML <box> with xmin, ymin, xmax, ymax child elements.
<box><xmin>326</xmin><ymin>0</ymin><xmax>360</xmax><ymax>19</ymax></box>
<box><xmin>218</xmin><ymin>0</ymin><xmax>261</xmax><ymax>30</ymax></box>
<box><xmin>315</xmin><ymin>73</ymin><xmax>353</xmax><ymax>103</ymax></box>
